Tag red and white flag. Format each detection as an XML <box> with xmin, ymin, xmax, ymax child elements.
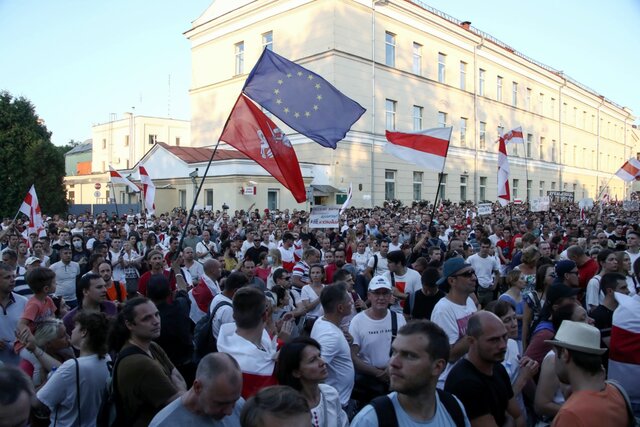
<box><xmin>501</xmin><ymin>127</ymin><xmax>524</xmax><ymax>144</ymax></box>
<box><xmin>608</xmin><ymin>293</ymin><xmax>640</xmax><ymax>408</ymax></box>
<box><xmin>220</xmin><ymin>94</ymin><xmax>306</xmax><ymax>203</ymax></box>
<box><xmin>109</xmin><ymin>166</ymin><xmax>140</xmax><ymax>193</ymax></box>
<box><xmin>615</xmin><ymin>158</ymin><xmax>640</xmax><ymax>182</ymax></box>
<box><xmin>18</xmin><ymin>185</ymin><xmax>45</xmax><ymax>237</ymax></box>
<box><xmin>497</xmin><ymin>136</ymin><xmax>511</xmax><ymax>206</ymax></box>
<box><xmin>139</xmin><ymin>165</ymin><xmax>156</xmax><ymax>216</ymax></box>
<box><xmin>384</xmin><ymin>127</ymin><xmax>452</xmax><ymax>172</ymax></box>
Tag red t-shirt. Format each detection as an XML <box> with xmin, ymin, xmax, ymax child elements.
<box><xmin>496</xmin><ymin>238</ymin><xmax>514</xmax><ymax>264</ymax></box>
<box><xmin>578</xmin><ymin>258</ymin><xmax>599</xmax><ymax>290</ymax></box>
<box><xmin>138</xmin><ymin>270</ymin><xmax>177</xmax><ymax>296</ymax></box>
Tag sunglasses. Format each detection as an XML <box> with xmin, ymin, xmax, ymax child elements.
<box><xmin>452</xmin><ymin>270</ymin><xmax>476</xmax><ymax>278</ymax></box>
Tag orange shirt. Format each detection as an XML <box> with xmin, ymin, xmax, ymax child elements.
<box><xmin>551</xmin><ymin>383</ymin><xmax>629</xmax><ymax>427</ymax></box>
<box><xmin>106</xmin><ymin>282</ymin><xmax>127</xmax><ymax>303</ymax></box>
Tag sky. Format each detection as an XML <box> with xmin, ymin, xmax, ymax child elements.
<box><xmin>1</xmin><ymin>0</ymin><xmax>639</xmax><ymax>146</ymax></box>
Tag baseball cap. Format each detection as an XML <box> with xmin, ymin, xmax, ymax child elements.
<box><xmin>25</xmin><ymin>256</ymin><xmax>41</xmax><ymax>266</ymax></box>
<box><xmin>555</xmin><ymin>260</ymin><xmax>577</xmax><ymax>278</ymax></box>
<box><xmin>369</xmin><ymin>275</ymin><xmax>391</xmax><ymax>291</ymax></box>
<box><xmin>546</xmin><ymin>284</ymin><xmax>579</xmax><ymax>306</ymax></box>
<box><xmin>436</xmin><ymin>257</ymin><xmax>472</xmax><ymax>286</ymax></box>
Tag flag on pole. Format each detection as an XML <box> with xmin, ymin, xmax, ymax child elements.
<box><xmin>497</xmin><ymin>136</ymin><xmax>511</xmax><ymax>206</ymax></box>
<box><xmin>139</xmin><ymin>165</ymin><xmax>156</xmax><ymax>216</ymax></box>
<box><xmin>18</xmin><ymin>185</ymin><xmax>45</xmax><ymax>237</ymax></box>
<box><xmin>242</xmin><ymin>49</ymin><xmax>366</xmax><ymax>149</ymax></box>
<box><xmin>340</xmin><ymin>183</ymin><xmax>353</xmax><ymax>214</ymax></box>
<box><xmin>615</xmin><ymin>158</ymin><xmax>640</xmax><ymax>182</ymax></box>
<box><xmin>221</xmin><ymin>94</ymin><xmax>307</xmax><ymax>203</ymax></box>
<box><xmin>384</xmin><ymin>127</ymin><xmax>453</xmax><ymax>172</ymax></box>
<box><xmin>109</xmin><ymin>166</ymin><xmax>140</xmax><ymax>193</ymax></box>
<box><xmin>501</xmin><ymin>127</ymin><xmax>524</xmax><ymax>144</ymax></box>
<box><xmin>608</xmin><ymin>293</ymin><xmax>640</xmax><ymax>410</ymax></box>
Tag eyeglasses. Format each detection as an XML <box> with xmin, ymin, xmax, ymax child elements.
<box><xmin>452</xmin><ymin>270</ymin><xmax>476</xmax><ymax>278</ymax></box>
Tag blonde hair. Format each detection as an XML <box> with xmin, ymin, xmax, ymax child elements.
<box><xmin>34</xmin><ymin>318</ymin><xmax>65</xmax><ymax>347</ymax></box>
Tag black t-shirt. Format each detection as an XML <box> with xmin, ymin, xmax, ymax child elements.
<box><xmin>154</xmin><ymin>290</ymin><xmax>194</xmax><ymax>366</ymax></box>
<box><xmin>404</xmin><ymin>288</ymin><xmax>445</xmax><ymax>320</ymax></box>
<box><xmin>445</xmin><ymin>358</ymin><xmax>514</xmax><ymax>426</ymax></box>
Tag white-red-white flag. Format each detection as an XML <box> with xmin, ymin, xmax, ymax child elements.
<box><xmin>109</xmin><ymin>166</ymin><xmax>140</xmax><ymax>193</ymax></box>
<box><xmin>384</xmin><ymin>127</ymin><xmax>452</xmax><ymax>172</ymax></box>
<box><xmin>18</xmin><ymin>185</ymin><xmax>45</xmax><ymax>237</ymax></box>
<box><xmin>615</xmin><ymin>158</ymin><xmax>640</xmax><ymax>182</ymax></box>
<box><xmin>608</xmin><ymin>293</ymin><xmax>640</xmax><ymax>408</ymax></box>
<box><xmin>501</xmin><ymin>127</ymin><xmax>524</xmax><ymax>145</ymax></box>
<box><xmin>139</xmin><ymin>165</ymin><xmax>156</xmax><ymax>216</ymax></box>
<box><xmin>340</xmin><ymin>182</ymin><xmax>353</xmax><ymax>215</ymax></box>
<box><xmin>497</xmin><ymin>137</ymin><xmax>511</xmax><ymax>206</ymax></box>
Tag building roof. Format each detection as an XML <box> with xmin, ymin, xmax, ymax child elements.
<box><xmin>156</xmin><ymin>141</ymin><xmax>248</xmax><ymax>164</ymax></box>
<box><xmin>65</xmin><ymin>139</ymin><xmax>92</xmax><ymax>156</ymax></box>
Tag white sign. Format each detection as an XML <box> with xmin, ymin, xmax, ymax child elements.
<box><xmin>531</xmin><ymin>196</ymin><xmax>550</xmax><ymax>212</ymax></box>
<box><xmin>309</xmin><ymin>206</ymin><xmax>340</xmax><ymax>229</ymax></box>
<box><xmin>623</xmin><ymin>200</ymin><xmax>639</xmax><ymax>212</ymax></box>
<box><xmin>243</xmin><ymin>186</ymin><xmax>256</xmax><ymax>196</ymax></box>
<box><xmin>94</xmin><ymin>191</ymin><xmax>101</xmax><ymax>198</ymax></box>
<box><xmin>578</xmin><ymin>198</ymin><xmax>594</xmax><ymax>210</ymax></box>
<box><xmin>477</xmin><ymin>203</ymin><xmax>492</xmax><ymax>216</ymax></box>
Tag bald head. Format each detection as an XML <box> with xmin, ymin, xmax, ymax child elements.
<box><xmin>467</xmin><ymin>311</ymin><xmax>504</xmax><ymax>339</ymax></box>
<box><xmin>203</xmin><ymin>259</ymin><xmax>221</xmax><ymax>280</ymax></box>
<box><xmin>196</xmin><ymin>352</ymin><xmax>241</xmax><ymax>387</ymax></box>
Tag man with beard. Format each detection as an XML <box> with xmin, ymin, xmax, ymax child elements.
<box><xmin>445</xmin><ymin>311</ymin><xmax>524</xmax><ymax>427</ymax></box>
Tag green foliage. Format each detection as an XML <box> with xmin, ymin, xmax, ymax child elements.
<box><xmin>0</xmin><ymin>91</ymin><xmax>67</xmax><ymax>217</ymax></box>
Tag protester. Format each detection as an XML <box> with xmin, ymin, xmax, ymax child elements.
<box><xmin>240</xmin><ymin>385</ymin><xmax>311</xmax><ymax>427</ymax></box>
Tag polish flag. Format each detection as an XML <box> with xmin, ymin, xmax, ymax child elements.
<box><xmin>109</xmin><ymin>166</ymin><xmax>140</xmax><ymax>193</ymax></box>
<box><xmin>139</xmin><ymin>165</ymin><xmax>156</xmax><ymax>216</ymax></box>
<box><xmin>384</xmin><ymin>127</ymin><xmax>452</xmax><ymax>172</ymax></box>
<box><xmin>497</xmin><ymin>136</ymin><xmax>511</xmax><ymax>206</ymax></box>
<box><xmin>19</xmin><ymin>185</ymin><xmax>45</xmax><ymax>238</ymax></box>
<box><xmin>615</xmin><ymin>158</ymin><xmax>640</xmax><ymax>182</ymax></box>
<box><xmin>501</xmin><ymin>127</ymin><xmax>524</xmax><ymax>145</ymax></box>
<box><xmin>608</xmin><ymin>293</ymin><xmax>640</xmax><ymax>409</ymax></box>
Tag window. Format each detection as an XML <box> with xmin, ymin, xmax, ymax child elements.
<box><xmin>527</xmin><ymin>180</ymin><xmax>532</xmax><ymax>201</ymax></box>
<box><xmin>385</xmin><ymin>32</ymin><xmax>396</xmax><ymax>67</ymax></box>
<box><xmin>385</xmin><ymin>99</ymin><xmax>396</xmax><ymax>130</ymax></box>
<box><xmin>124</xmin><ymin>135</ymin><xmax>129</xmax><ymax>147</ymax></box>
<box><xmin>479</xmin><ymin>121</ymin><xmax>486</xmax><ymax>149</ymax></box>
<box><xmin>267</xmin><ymin>189</ymin><xmax>279</xmax><ymax>210</ymax></box>
<box><xmin>526</xmin><ymin>134</ymin><xmax>532</xmax><ymax>158</ymax></box>
<box><xmin>235</xmin><ymin>42</ymin><xmax>244</xmax><ymax>75</ymax></box>
<box><xmin>438</xmin><ymin>173</ymin><xmax>447</xmax><ymax>200</ymax></box>
<box><xmin>582</xmin><ymin>148</ymin><xmax>587</xmax><ymax>166</ymax></box>
<box><xmin>262</xmin><ymin>31</ymin><xmax>273</xmax><ymax>51</ymax></box>
<box><xmin>591</xmin><ymin>115</ymin><xmax>596</xmax><ymax>132</ymax></box>
<box><xmin>148</xmin><ymin>134</ymin><xmax>157</xmax><ymax>145</ymax></box>
<box><xmin>459</xmin><ymin>61</ymin><xmax>467</xmax><ymax>90</ymax></box>
<box><xmin>412</xmin><ymin>42</ymin><xmax>422</xmax><ymax>74</ymax></box>
<box><xmin>178</xmin><ymin>190</ymin><xmax>187</xmax><ymax>208</ymax></box>
<box><xmin>551</xmin><ymin>182</ymin><xmax>556</xmax><ymax>190</ymax></box>
<box><xmin>539</xmin><ymin>181</ymin><xmax>545</xmax><ymax>197</ymax></box>
<box><xmin>385</xmin><ymin>170</ymin><xmax>396</xmax><ymax>200</ymax></box>
<box><xmin>205</xmin><ymin>189</ymin><xmax>213</xmax><ymax>207</ymax></box>
<box><xmin>102</xmin><ymin>138</ymin><xmax>106</xmax><ymax>149</ymax></box>
<box><xmin>512</xmin><ymin>82</ymin><xmax>518</xmax><ymax>106</ymax></box>
<box><xmin>460</xmin><ymin>117</ymin><xmax>467</xmax><ymax>147</ymax></box>
<box><xmin>539</xmin><ymin>137</ymin><xmax>545</xmax><ymax>160</ymax></box>
<box><xmin>512</xmin><ymin>179</ymin><xmax>519</xmax><ymax>199</ymax></box>
<box><xmin>412</xmin><ymin>105</ymin><xmax>423</xmax><ymax>131</ymax></box>
<box><xmin>583</xmin><ymin>111</ymin><xmax>587</xmax><ymax>129</ymax></box>
<box><xmin>496</xmin><ymin>76</ymin><xmax>503</xmax><ymax>101</ymax></box>
<box><xmin>479</xmin><ymin>176</ymin><xmax>487</xmax><ymax>201</ymax></box>
<box><xmin>68</xmin><ymin>191</ymin><xmax>75</xmax><ymax>204</ymax></box>
<box><xmin>460</xmin><ymin>175</ymin><xmax>468</xmax><ymax>201</ymax></box>
<box><xmin>437</xmin><ymin>111</ymin><xmax>447</xmax><ymax>128</ymax></box>
<box><xmin>539</xmin><ymin>93</ymin><xmax>544</xmax><ymax>115</ymax></box>
<box><xmin>438</xmin><ymin>53</ymin><xmax>446</xmax><ymax>83</ymax></box>
<box><xmin>413</xmin><ymin>172</ymin><xmax>423</xmax><ymax>201</ymax></box>
<box><xmin>573</xmin><ymin>146</ymin><xmax>577</xmax><ymax>166</ymax></box>
<box><xmin>562</xmin><ymin>103</ymin><xmax>567</xmax><ymax>120</ymax></box>
<box><xmin>175</xmin><ymin>137</ymin><xmax>181</xmax><ymax>146</ymax></box>
<box><xmin>526</xmin><ymin>88</ymin><xmax>532</xmax><ymax>110</ymax></box>
<box><xmin>478</xmin><ymin>69</ymin><xmax>485</xmax><ymax>96</ymax></box>
<box><xmin>552</xmin><ymin>140</ymin><xmax>557</xmax><ymax>162</ymax></box>
<box><xmin>573</xmin><ymin>107</ymin><xmax>578</xmax><ymax>125</ymax></box>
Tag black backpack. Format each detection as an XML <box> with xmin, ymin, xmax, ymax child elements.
<box><xmin>370</xmin><ymin>389</ymin><xmax>466</xmax><ymax>427</ymax></box>
<box><xmin>192</xmin><ymin>300</ymin><xmax>232</xmax><ymax>362</ymax></box>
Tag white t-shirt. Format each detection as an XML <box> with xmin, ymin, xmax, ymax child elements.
<box><xmin>301</xmin><ymin>284</ymin><xmax>325</xmax><ymax>317</ymax></box>
<box><xmin>430</xmin><ymin>297</ymin><xmax>477</xmax><ymax>388</ymax></box>
<box><xmin>586</xmin><ymin>274</ymin><xmax>604</xmax><ymax>309</ymax></box>
<box><xmin>185</xmin><ymin>261</ymin><xmax>204</xmax><ymax>284</ymax></box>
<box><xmin>352</xmin><ymin>252</ymin><xmax>370</xmax><ymax>274</ymax></box>
<box><xmin>349</xmin><ymin>310</ymin><xmax>407</xmax><ymax>369</ymax></box>
<box><xmin>210</xmin><ymin>294</ymin><xmax>234</xmax><ymax>339</ymax></box>
<box><xmin>466</xmin><ymin>253</ymin><xmax>500</xmax><ymax>289</ymax></box>
<box><xmin>384</xmin><ymin>268</ymin><xmax>422</xmax><ymax>313</ymax></box>
<box><xmin>367</xmin><ymin>253</ymin><xmax>389</xmax><ymax>276</ymax></box>
<box><xmin>37</xmin><ymin>354</ymin><xmax>110</xmax><ymax>427</ymax></box>
<box><xmin>311</xmin><ymin>317</ymin><xmax>355</xmax><ymax>406</ymax></box>
<box><xmin>49</xmin><ymin>261</ymin><xmax>81</xmax><ymax>302</ymax></box>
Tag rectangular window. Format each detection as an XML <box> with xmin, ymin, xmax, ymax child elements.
<box><xmin>582</xmin><ymin>148</ymin><xmax>587</xmax><ymax>166</ymax></box>
<box><xmin>412</xmin><ymin>105</ymin><xmax>423</xmax><ymax>131</ymax></box>
<box><xmin>413</xmin><ymin>172</ymin><xmax>423</xmax><ymax>201</ymax></box>
<box><xmin>539</xmin><ymin>93</ymin><xmax>544</xmax><ymax>115</ymax></box>
<box><xmin>124</xmin><ymin>135</ymin><xmax>129</xmax><ymax>147</ymax></box>
<box><xmin>262</xmin><ymin>31</ymin><xmax>273</xmax><ymax>51</ymax></box>
<box><xmin>539</xmin><ymin>181</ymin><xmax>545</xmax><ymax>197</ymax></box>
<box><xmin>385</xmin><ymin>99</ymin><xmax>396</xmax><ymax>130</ymax></box>
<box><xmin>102</xmin><ymin>138</ymin><xmax>106</xmax><ymax>149</ymax></box>
<box><xmin>526</xmin><ymin>88</ymin><xmax>532</xmax><ymax>110</ymax></box>
<box><xmin>573</xmin><ymin>107</ymin><xmax>578</xmax><ymax>125</ymax></box>
<box><xmin>438</xmin><ymin>111</ymin><xmax>447</xmax><ymax>128</ymax></box>
<box><xmin>539</xmin><ymin>137</ymin><xmax>545</xmax><ymax>160</ymax></box>
<box><xmin>551</xmin><ymin>181</ymin><xmax>556</xmax><ymax>190</ymax></box>
<box><xmin>438</xmin><ymin>173</ymin><xmax>447</xmax><ymax>201</ymax></box>
<box><xmin>552</xmin><ymin>140</ymin><xmax>557</xmax><ymax>162</ymax></box>
<box><xmin>526</xmin><ymin>134</ymin><xmax>532</xmax><ymax>158</ymax></box>
<box><xmin>512</xmin><ymin>179</ymin><xmax>519</xmax><ymax>199</ymax></box>
<box><xmin>459</xmin><ymin>61</ymin><xmax>467</xmax><ymax>90</ymax></box>
<box><xmin>68</xmin><ymin>191</ymin><xmax>75</xmax><ymax>204</ymax></box>
<box><xmin>478</xmin><ymin>69</ymin><xmax>485</xmax><ymax>96</ymax></box>
<box><xmin>175</xmin><ymin>137</ymin><xmax>181</xmax><ymax>146</ymax></box>
<box><xmin>460</xmin><ymin>117</ymin><xmax>467</xmax><ymax>147</ymax></box>
<box><xmin>205</xmin><ymin>189</ymin><xmax>214</xmax><ymax>207</ymax></box>
<box><xmin>479</xmin><ymin>176</ymin><xmax>487</xmax><ymax>201</ymax></box>
<box><xmin>512</xmin><ymin>82</ymin><xmax>518</xmax><ymax>107</ymax></box>
<box><xmin>564</xmin><ymin>144</ymin><xmax>569</xmax><ymax>165</ymax></box>
<box><xmin>460</xmin><ymin>175</ymin><xmax>468</xmax><ymax>201</ymax></box>
<box><xmin>412</xmin><ymin>42</ymin><xmax>422</xmax><ymax>75</ymax></box>
<box><xmin>496</xmin><ymin>76</ymin><xmax>503</xmax><ymax>101</ymax></box>
<box><xmin>438</xmin><ymin>53</ymin><xmax>446</xmax><ymax>83</ymax></box>
<box><xmin>583</xmin><ymin>111</ymin><xmax>587</xmax><ymax>129</ymax></box>
<box><xmin>178</xmin><ymin>190</ymin><xmax>187</xmax><ymax>208</ymax></box>
<box><xmin>562</xmin><ymin>103</ymin><xmax>567</xmax><ymax>120</ymax></box>
<box><xmin>385</xmin><ymin>170</ymin><xmax>396</xmax><ymax>200</ymax></box>
<box><xmin>549</xmin><ymin>98</ymin><xmax>555</xmax><ymax>118</ymax></box>
<box><xmin>235</xmin><ymin>41</ymin><xmax>244</xmax><ymax>75</ymax></box>
<box><xmin>385</xmin><ymin>32</ymin><xmax>396</xmax><ymax>67</ymax></box>
<box><xmin>267</xmin><ymin>189</ymin><xmax>279</xmax><ymax>210</ymax></box>
<box><xmin>148</xmin><ymin>134</ymin><xmax>157</xmax><ymax>145</ymax></box>
<box><xmin>527</xmin><ymin>180</ymin><xmax>532</xmax><ymax>201</ymax></box>
<box><xmin>479</xmin><ymin>121</ymin><xmax>486</xmax><ymax>149</ymax></box>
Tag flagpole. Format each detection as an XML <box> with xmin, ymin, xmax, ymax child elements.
<box><xmin>596</xmin><ymin>173</ymin><xmax>615</xmax><ymax>201</ymax></box>
<box><xmin>109</xmin><ymin>181</ymin><xmax>120</xmax><ymax>217</ymax></box>
<box><xmin>175</xmin><ymin>93</ymin><xmax>243</xmax><ymax>259</ymax></box>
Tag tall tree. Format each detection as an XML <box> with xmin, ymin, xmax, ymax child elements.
<box><xmin>0</xmin><ymin>91</ymin><xmax>67</xmax><ymax>217</ymax></box>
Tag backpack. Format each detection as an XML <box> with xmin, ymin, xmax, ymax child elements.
<box><xmin>97</xmin><ymin>345</ymin><xmax>148</xmax><ymax>427</ymax></box>
<box><xmin>192</xmin><ymin>300</ymin><xmax>232</xmax><ymax>362</ymax></box>
<box><xmin>370</xmin><ymin>389</ymin><xmax>466</xmax><ymax>427</ymax></box>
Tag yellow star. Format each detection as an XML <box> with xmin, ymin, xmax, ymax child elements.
<box><xmin>313</xmin><ymin>105</ymin><xmax>319</xmax><ymax>111</ymax></box>
<box><xmin>315</xmin><ymin>83</ymin><xmax>321</xmax><ymax>89</ymax></box>
<box><xmin>294</xmin><ymin>112</ymin><xmax>300</xmax><ymax>118</ymax></box>
<box><xmin>317</xmin><ymin>95</ymin><xmax>323</xmax><ymax>100</ymax></box>
<box><xmin>283</xmin><ymin>107</ymin><xmax>290</xmax><ymax>114</ymax></box>
<box><xmin>276</xmin><ymin>99</ymin><xmax>282</xmax><ymax>105</ymax></box>
<box><xmin>308</xmin><ymin>75</ymin><xmax>314</xmax><ymax>80</ymax></box>
<box><xmin>297</xmin><ymin>71</ymin><xmax>303</xmax><ymax>77</ymax></box>
<box><xmin>274</xmin><ymin>89</ymin><xmax>280</xmax><ymax>95</ymax></box>
<box><xmin>278</xmin><ymin>79</ymin><xmax>283</xmax><ymax>85</ymax></box>
<box><xmin>287</xmin><ymin>73</ymin><xmax>292</xmax><ymax>78</ymax></box>
<box><xmin>305</xmin><ymin>111</ymin><xmax>311</xmax><ymax>117</ymax></box>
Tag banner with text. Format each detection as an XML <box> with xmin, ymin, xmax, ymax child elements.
<box><xmin>531</xmin><ymin>196</ymin><xmax>550</xmax><ymax>212</ymax></box>
<box><xmin>478</xmin><ymin>203</ymin><xmax>492</xmax><ymax>216</ymax></box>
<box><xmin>309</xmin><ymin>206</ymin><xmax>341</xmax><ymax>228</ymax></box>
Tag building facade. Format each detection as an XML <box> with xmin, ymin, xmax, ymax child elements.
<box><xmin>185</xmin><ymin>0</ymin><xmax>639</xmax><ymax>208</ymax></box>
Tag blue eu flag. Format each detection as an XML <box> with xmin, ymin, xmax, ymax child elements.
<box><xmin>242</xmin><ymin>49</ymin><xmax>366</xmax><ymax>149</ymax></box>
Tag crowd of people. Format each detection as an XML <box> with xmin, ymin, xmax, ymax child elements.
<box><xmin>0</xmin><ymin>198</ymin><xmax>639</xmax><ymax>426</ymax></box>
